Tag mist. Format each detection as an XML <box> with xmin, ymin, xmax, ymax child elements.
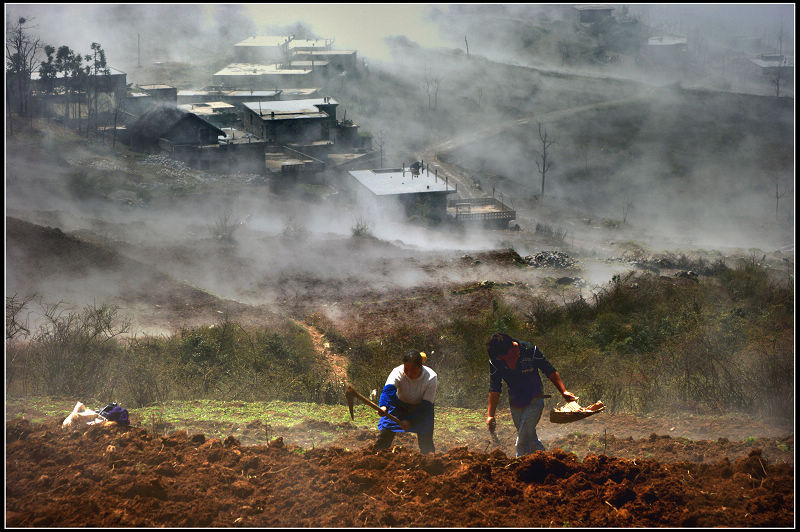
<box><xmin>5</xmin><ymin>3</ymin><xmax>795</xmax><ymax>336</ymax></box>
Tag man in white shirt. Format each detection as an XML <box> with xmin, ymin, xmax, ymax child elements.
<box><xmin>373</xmin><ymin>350</ymin><xmax>438</xmax><ymax>454</ymax></box>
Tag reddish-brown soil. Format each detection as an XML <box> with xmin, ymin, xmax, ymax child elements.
<box><xmin>6</xmin><ymin>417</ymin><xmax>793</xmax><ymax>527</ymax></box>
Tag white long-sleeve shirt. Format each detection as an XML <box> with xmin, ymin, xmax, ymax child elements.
<box><xmin>385</xmin><ymin>364</ymin><xmax>438</xmax><ymax>405</ymax></box>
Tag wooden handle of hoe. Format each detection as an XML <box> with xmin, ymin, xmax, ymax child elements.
<box><xmin>347</xmin><ymin>386</ymin><xmax>402</xmax><ymax>424</ymax></box>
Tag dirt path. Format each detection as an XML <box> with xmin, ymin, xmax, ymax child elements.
<box><xmin>419</xmin><ymin>90</ymin><xmax>656</xmax><ymax>199</ymax></box>
<box><xmin>296</xmin><ymin>320</ymin><xmax>349</xmax><ymax>387</ymax></box>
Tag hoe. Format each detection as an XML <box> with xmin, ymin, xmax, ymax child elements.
<box><xmin>345</xmin><ymin>385</ymin><xmax>402</xmax><ymax>425</ymax></box>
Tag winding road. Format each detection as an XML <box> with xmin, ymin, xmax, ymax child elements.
<box><xmin>417</xmin><ymin>89</ymin><xmax>656</xmax><ymax>200</ymax></box>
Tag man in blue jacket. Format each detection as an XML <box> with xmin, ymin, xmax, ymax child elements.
<box><xmin>373</xmin><ymin>350</ymin><xmax>437</xmax><ymax>454</ymax></box>
<box><xmin>486</xmin><ymin>332</ymin><xmax>577</xmax><ymax>456</ymax></box>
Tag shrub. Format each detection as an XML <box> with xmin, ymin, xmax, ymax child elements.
<box><xmin>25</xmin><ymin>301</ymin><xmax>129</xmax><ymax>399</ymax></box>
<box><xmin>351</xmin><ymin>217</ymin><xmax>372</xmax><ymax>238</ymax></box>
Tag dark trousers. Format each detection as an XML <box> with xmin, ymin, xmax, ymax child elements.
<box><xmin>374</xmin><ymin>428</ymin><xmax>435</xmax><ymax>454</ymax></box>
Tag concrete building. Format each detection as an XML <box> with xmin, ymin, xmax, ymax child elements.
<box><xmin>30</xmin><ymin>65</ymin><xmax>127</xmax><ymax>100</ymax></box>
<box><xmin>291</xmin><ymin>50</ymin><xmax>358</xmax><ymax>72</ymax></box>
<box><xmin>573</xmin><ymin>4</ymin><xmax>614</xmax><ymax>24</ymax></box>
<box><xmin>240</xmin><ymin>97</ymin><xmax>339</xmax><ymax>146</ymax></box>
<box><xmin>749</xmin><ymin>54</ymin><xmax>794</xmax><ymax>80</ymax></box>
<box><xmin>177</xmin><ymin>89</ymin><xmax>282</xmax><ymax>105</ymax></box>
<box><xmin>348</xmin><ymin>165</ymin><xmax>456</xmax><ymax>220</ymax></box>
<box><xmin>233</xmin><ymin>35</ymin><xmax>291</xmax><ymax>63</ymax></box>
<box><xmin>212</xmin><ymin>63</ymin><xmax>313</xmax><ymax>88</ymax></box>
<box><xmin>29</xmin><ymin>65</ymin><xmax>128</xmax><ymax>118</ymax></box>
<box><xmin>178</xmin><ymin>101</ymin><xmax>238</xmax><ymax>128</ymax></box>
<box><xmin>646</xmin><ymin>34</ymin><xmax>688</xmax><ymax>61</ymax></box>
<box><xmin>137</xmin><ymin>84</ymin><xmax>178</xmax><ymax>105</ymax></box>
<box><xmin>128</xmin><ymin>105</ymin><xmax>225</xmax><ymax>152</ymax></box>
<box><xmin>288</xmin><ymin>38</ymin><xmax>334</xmax><ymax>52</ymax></box>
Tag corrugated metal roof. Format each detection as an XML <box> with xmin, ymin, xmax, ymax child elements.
<box><xmin>349</xmin><ymin>168</ymin><xmax>455</xmax><ymax>196</ymax></box>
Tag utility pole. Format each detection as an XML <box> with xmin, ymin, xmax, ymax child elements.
<box><xmin>465</xmin><ymin>35</ymin><xmax>470</xmax><ymax>58</ymax></box>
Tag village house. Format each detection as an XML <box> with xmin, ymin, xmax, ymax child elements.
<box><xmin>645</xmin><ymin>34</ymin><xmax>688</xmax><ymax>64</ymax></box>
<box><xmin>212</xmin><ymin>63</ymin><xmax>313</xmax><ymax>88</ymax></box>
<box><xmin>748</xmin><ymin>54</ymin><xmax>794</xmax><ymax>81</ymax></box>
<box><xmin>128</xmin><ymin>105</ymin><xmax>266</xmax><ymax>173</ymax></box>
<box><xmin>137</xmin><ymin>84</ymin><xmax>178</xmax><ymax>105</ymax></box>
<box><xmin>30</xmin><ymin>64</ymin><xmax>127</xmax><ymax>100</ymax></box>
<box><xmin>291</xmin><ymin>50</ymin><xmax>358</xmax><ymax>73</ymax></box>
<box><xmin>572</xmin><ymin>4</ymin><xmax>614</xmax><ymax>24</ymax></box>
<box><xmin>348</xmin><ymin>164</ymin><xmax>456</xmax><ymax>221</ymax></box>
<box><xmin>29</xmin><ymin>65</ymin><xmax>128</xmax><ymax>118</ymax></box>
<box><xmin>233</xmin><ymin>35</ymin><xmax>291</xmax><ymax>64</ymax></box>
<box><xmin>178</xmin><ymin>101</ymin><xmax>238</xmax><ymax>128</ymax></box>
<box><xmin>288</xmin><ymin>38</ymin><xmax>335</xmax><ymax>53</ymax></box>
<box><xmin>240</xmin><ymin>97</ymin><xmax>339</xmax><ymax>148</ymax></box>
<box><xmin>128</xmin><ymin>105</ymin><xmax>225</xmax><ymax>152</ymax></box>
<box><xmin>177</xmin><ymin>89</ymin><xmax>282</xmax><ymax>105</ymax></box>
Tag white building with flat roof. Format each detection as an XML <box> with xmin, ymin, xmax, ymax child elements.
<box><xmin>348</xmin><ymin>165</ymin><xmax>456</xmax><ymax>221</ymax></box>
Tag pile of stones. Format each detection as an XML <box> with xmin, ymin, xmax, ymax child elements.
<box><xmin>523</xmin><ymin>251</ymin><xmax>577</xmax><ymax>268</ymax></box>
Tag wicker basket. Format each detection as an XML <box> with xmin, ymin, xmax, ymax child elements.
<box><xmin>549</xmin><ymin>399</ymin><xmax>605</xmax><ymax>424</ymax></box>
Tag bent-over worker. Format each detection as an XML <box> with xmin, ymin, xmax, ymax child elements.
<box><xmin>486</xmin><ymin>332</ymin><xmax>577</xmax><ymax>457</ymax></box>
<box><xmin>373</xmin><ymin>350</ymin><xmax>437</xmax><ymax>454</ymax></box>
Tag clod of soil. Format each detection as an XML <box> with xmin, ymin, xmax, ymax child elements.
<box><xmin>5</xmin><ymin>419</ymin><xmax>793</xmax><ymax>527</ymax></box>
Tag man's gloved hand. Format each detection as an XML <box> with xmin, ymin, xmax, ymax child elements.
<box><xmin>486</xmin><ymin>416</ymin><xmax>496</xmax><ymax>432</ymax></box>
<box><xmin>562</xmin><ymin>390</ymin><xmax>578</xmax><ymax>402</ymax></box>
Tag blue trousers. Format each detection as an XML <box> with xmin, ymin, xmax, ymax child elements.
<box><xmin>510</xmin><ymin>398</ymin><xmax>545</xmax><ymax>457</ymax></box>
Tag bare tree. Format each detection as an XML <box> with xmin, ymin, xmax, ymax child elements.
<box><xmin>5</xmin><ymin>16</ymin><xmax>41</xmax><ymax>131</ymax></box>
<box><xmin>6</xmin><ymin>293</ymin><xmax>35</xmax><ymax>341</ymax></box>
<box><xmin>375</xmin><ymin>129</ymin><xmax>385</xmax><ymax>167</ymax></box>
<box><xmin>774</xmin><ymin>176</ymin><xmax>792</xmax><ymax>220</ymax></box>
<box><xmin>622</xmin><ymin>197</ymin><xmax>634</xmax><ymax>224</ymax></box>
<box><xmin>535</xmin><ymin>122</ymin><xmax>554</xmax><ymax>198</ymax></box>
<box><xmin>423</xmin><ymin>65</ymin><xmax>441</xmax><ymax>111</ymax></box>
<box><xmin>774</xmin><ymin>22</ymin><xmax>784</xmax><ymax>98</ymax></box>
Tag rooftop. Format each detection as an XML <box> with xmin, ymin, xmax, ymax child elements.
<box><xmin>178</xmin><ymin>102</ymin><xmax>236</xmax><ymax>115</ymax></box>
<box><xmin>139</xmin><ymin>84</ymin><xmax>175</xmax><ymax>90</ymax></box>
<box><xmin>349</xmin><ymin>167</ymin><xmax>456</xmax><ymax>196</ymax></box>
<box><xmin>31</xmin><ymin>65</ymin><xmax>126</xmax><ymax>80</ymax></box>
<box><xmin>573</xmin><ymin>4</ymin><xmax>614</xmax><ymax>11</ymax></box>
<box><xmin>288</xmin><ymin>38</ymin><xmax>334</xmax><ymax>49</ymax></box>
<box><xmin>290</xmin><ymin>60</ymin><xmax>330</xmax><ymax>68</ymax></box>
<box><xmin>292</xmin><ymin>50</ymin><xmax>356</xmax><ymax>56</ymax></box>
<box><xmin>648</xmin><ymin>35</ymin><xmax>688</xmax><ymax>46</ymax></box>
<box><xmin>242</xmin><ymin>98</ymin><xmax>338</xmax><ymax>117</ymax></box>
<box><xmin>218</xmin><ymin>127</ymin><xmax>263</xmax><ymax>144</ymax></box>
<box><xmin>751</xmin><ymin>54</ymin><xmax>793</xmax><ymax>68</ymax></box>
<box><xmin>280</xmin><ymin>88</ymin><xmax>322</xmax><ymax>98</ymax></box>
<box><xmin>234</xmin><ymin>35</ymin><xmax>291</xmax><ymax>48</ymax></box>
<box><xmin>178</xmin><ymin>89</ymin><xmax>282</xmax><ymax>98</ymax></box>
<box><xmin>214</xmin><ymin>63</ymin><xmax>312</xmax><ymax>76</ymax></box>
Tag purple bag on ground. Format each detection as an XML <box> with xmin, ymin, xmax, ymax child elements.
<box><xmin>98</xmin><ymin>403</ymin><xmax>130</xmax><ymax>426</ymax></box>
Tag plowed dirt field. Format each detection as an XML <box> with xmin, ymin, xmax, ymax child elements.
<box><xmin>6</xmin><ymin>417</ymin><xmax>794</xmax><ymax>527</ymax></box>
